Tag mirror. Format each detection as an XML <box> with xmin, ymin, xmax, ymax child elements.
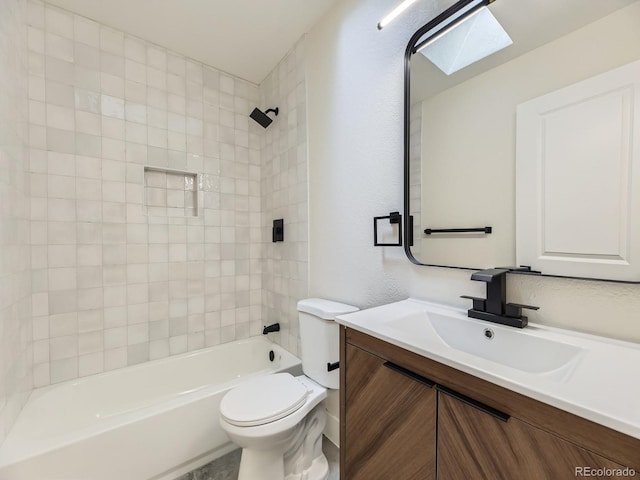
<box><xmin>404</xmin><ymin>0</ymin><xmax>640</xmax><ymax>277</ymax></box>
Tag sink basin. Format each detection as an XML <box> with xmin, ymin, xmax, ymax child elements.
<box><xmin>387</xmin><ymin>311</ymin><xmax>585</xmax><ymax>375</ymax></box>
<box><xmin>337</xmin><ymin>299</ymin><xmax>585</xmax><ymax>379</ymax></box>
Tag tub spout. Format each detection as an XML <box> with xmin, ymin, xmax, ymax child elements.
<box><xmin>263</xmin><ymin>323</ymin><xmax>280</xmax><ymax>334</ymax></box>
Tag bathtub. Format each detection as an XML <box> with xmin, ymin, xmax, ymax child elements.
<box><xmin>0</xmin><ymin>336</ymin><xmax>302</xmax><ymax>480</ymax></box>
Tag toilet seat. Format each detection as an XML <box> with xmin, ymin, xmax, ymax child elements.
<box><xmin>220</xmin><ymin>373</ymin><xmax>309</xmax><ymax>427</ymax></box>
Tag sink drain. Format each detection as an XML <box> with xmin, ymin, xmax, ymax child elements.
<box><xmin>483</xmin><ymin>328</ymin><xmax>494</xmax><ymax>340</ymax></box>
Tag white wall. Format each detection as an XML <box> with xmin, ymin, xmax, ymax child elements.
<box><xmin>307</xmin><ymin>0</ymin><xmax>640</xmax><ymax>355</ymax></box>
<box><xmin>0</xmin><ymin>0</ymin><xmax>31</xmax><ymax>446</ymax></box>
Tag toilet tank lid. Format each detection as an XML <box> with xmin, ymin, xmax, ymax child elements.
<box><xmin>297</xmin><ymin>298</ymin><xmax>359</xmax><ymax>320</ymax></box>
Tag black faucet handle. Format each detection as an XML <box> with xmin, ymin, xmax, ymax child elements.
<box><xmin>505</xmin><ymin>303</ymin><xmax>539</xmax><ymax>318</ymax></box>
<box><xmin>460</xmin><ymin>295</ymin><xmax>486</xmax><ymax>312</ymax></box>
<box><xmin>470</xmin><ymin>268</ymin><xmax>510</xmax><ymax>283</ymax></box>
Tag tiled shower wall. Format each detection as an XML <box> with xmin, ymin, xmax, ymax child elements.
<box><xmin>0</xmin><ymin>0</ymin><xmax>32</xmax><ymax>444</ymax></box>
<box><xmin>27</xmin><ymin>0</ymin><xmax>265</xmax><ymax>386</ymax></box>
<box><xmin>260</xmin><ymin>38</ymin><xmax>308</xmax><ymax>356</ymax></box>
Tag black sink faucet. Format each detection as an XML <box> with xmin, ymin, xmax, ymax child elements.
<box><xmin>461</xmin><ymin>268</ymin><xmax>539</xmax><ymax>328</ymax></box>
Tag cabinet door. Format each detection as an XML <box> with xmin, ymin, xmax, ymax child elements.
<box><xmin>344</xmin><ymin>343</ymin><xmax>436</xmax><ymax>480</ymax></box>
<box><xmin>437</xmin><ymin>390</ymin><xmax>628</xmax><ymax>480</ymax></box>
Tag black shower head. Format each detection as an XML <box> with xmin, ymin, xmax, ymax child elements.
<box><xmin>250</xmin><ymin>107</ymin><xmax>279</xmax><ymax>128</ymax></box>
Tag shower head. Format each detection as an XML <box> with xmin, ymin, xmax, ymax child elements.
<box><xmin>250</xmin><ymin>107</ymin><xmax>279</xmax><ymax>128</ymax></box>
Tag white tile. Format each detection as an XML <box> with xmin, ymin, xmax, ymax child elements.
<box><xmin>48</xmin><ymin>268</ymin><xmax>77</xmax><ymax>292</ymax></box>
<box><xmin>45</xmin><ymin>32</ymin><xmax>74</xmax><ymax>62</ymax></box>
<box><xmin>126</xmin><ymin>122</ymin><xmax>147</xmax><ymax>144</ymax></box>
<box><xmin>167</xmin><ymin>75</ymin><xmax>185</xmax><ymax>96</ymax></box>
<box><xmin>101</xmin><ymin>73</ymin><xmax>124</xmax><ymax>97</ymax></box>
<box><xmin>78</xmin><ymin>288</ymin><xmax>103</xmax><ymax>311</ymax></box>
<box><xmin>186</xmin><ymin>60</ymin><xmax>203</xmax><ymax>84</ymax></box>
<box><xmin>45</xmin><ymin>6</ymin><xmax>73</xmax><ymax>38</ymax></box>
<box><xmin>47</xmin><ymin>128</ymin><xmax>75</xmax><ymax>154</ymax></box>
<box><xmin>125</xmin><ymin>80</ymin><xmax>146</xmax><ymax>103</ymax></box>
<box><xmin>48</xmin><ymin>245</ymin><xmax>76</xmax><ymax>267</ymax></box>
<box><xmin>125</xmin><ymin>36</ymin><xmax>146</xmax><ymax>63</ymax></box>
<box><xmin>51</xmin><ymin>357</ymin><xmax>79</xmax><ymax>383</ymax></box>
<box><xmin>147</xmin><ymin>46</ymin><xmax>167</xmax><ymax>70</ymax></box>
<box><xmin>79</xmin><ymin>352</ymin><xmax>104</xmax><ymax>377</ymax></box>
<box><xmin>167</xmin><ymin>54</ymin><xmax>185</xmax><ymax>76</ymax></box>
<box><xmin>74</xmin><ymin>16</ymin><xmax>100</xmax><ymax>47</ymax></box>
<box><xmin>101</xmin><ymin>94</ymin><xmax>125</xmax><ymax>119</ymax></box>
<box><xmin>125</xmin><ymin>102</ymin><xmax>146</xmax><ymax>124</ymax></box>
<box><xmin>73</xmin><ymin>44</ymin><xmax>98</xmax><ymax>71</ymax></box>
<box><xmin>29</xmin><ymin>76</ymin><xmax>46</xmax><ymax>101</ymax></box>
<box><xmin>46</xmin><ymin>104</ymin><xmax>75</xmax><ymax>131</ymax></box>
<box><xmin>102</xmin><ymin>116</ymin><xmax>125</xmax><ymax>140</ymax></box>
<box><xmin>100</xmin><ymin>27</ymin><xmax>124</xmax><ymax>55</ymax></box>
<box><xmin>29</xmin><ymin>100</ymin><xmax>46</xmax><ymax>125</ymax></box>
<box><xmin>125</xmin><ymin>59</ymin><xmax>146</xmax><ymax>84</ymax></box>
<box><xmin>104</xmin><ymin>327</ymin><xmax>127</xmax><ymax>349</ymax></box>
<box><xmin>28</xmin><ymin>26</ymin><xmax>45</xmax><ymax>54</ymax></box>
<box><xmin>104</xmin><ymin>347</ymin><xmax>127</xmax><ymax>371</ymax></box>
<box><xmin>76</xmin><ymin>111</ymin><xmax>101</xmax><ymax>135</ymax></box>
<box><xmin>127</xmin><ymin>324</ymin><xmax>149</xmax><ymax>345</ymax></box>
<box><xmin>74</xmin><ymin>88</ymin><xmax>101</xmax><ymax>113</ymax></box>
<box><xmin>77</xmin><ymin>245</ymin><xmax>102</xmax><ymax>266</ymax></box>
<box><xmin>47</xmin><ymin>198</ymin><xmax>76</xmax><ymax>222</ymax></box>
<box><xmin>101</xmin><ymin>52</ymin><xmax>124</xmax><ymax>77</ymax></box>
<box><xmin>78</xmin><ymin>310</ymin><xmax>104</xmax><ymax>332</ymax></box>
<box><xmin>79</xmin><ymin>331</ymin><xmax>103</xmax><ymax>355</ymax></box>
<box><xmin>74</xmin><ymin>65</ymin><xmax>101</xmax><ymax>91</ymax></box>
<box><xmin>147</xmin><ymin>66</ymin><xmax>167</xmax><ymax>90</ymax></box>
<box><xmin>149</xmin><ymin>340</ymin><xmax>169</xmax><ymax>360</ymax></box>
<box><xmin>28</xmin><ymin>1</ymin><xmax>46</xmax><ymax>28</ymax></box>
<box><xmin>50</xmin><ymin>334</ymin><xmax>78</xmax><ymax>360</ymax></box>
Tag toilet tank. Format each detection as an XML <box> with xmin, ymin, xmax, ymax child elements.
<box><xmin>297</xmin><ymin>298</ymin><xmax>359</xmax><ymax>389</ymax></box>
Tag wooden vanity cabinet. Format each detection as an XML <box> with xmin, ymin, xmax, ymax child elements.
<box><xmin>438</xmin><ymin>390</ymin><xmax>626</xmax><ymax>479</ymax></box>
<box><xmin>343</xmin><ymin>342</ymin><xmax>436</xmax><ymax>479</ymax></box>
<box><xmin>340</xmin><ymin>327</ymin><xmax>640</xmax><ymax>480</ymax></box>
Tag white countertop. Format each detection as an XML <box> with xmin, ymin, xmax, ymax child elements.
<box><xmin>336</xmin><ymin>298</ymin><xmax>640</xmax><ymax>440</ymax></box>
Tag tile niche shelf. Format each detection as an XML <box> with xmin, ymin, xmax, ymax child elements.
<box><xmin>143</xmin><ymin>166</ymin><xmax>200</xmax><ymax>217</ymax></box>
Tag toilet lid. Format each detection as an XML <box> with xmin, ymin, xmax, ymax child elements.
<box><xmin>220</xmin><ymin>373</ymin><xmax>309</xmax><ymax>427</ymax></box>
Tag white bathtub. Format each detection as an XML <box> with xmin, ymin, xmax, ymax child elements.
<box><xmin>0</xmin><ymin>337</ymin><xmax>302</xmax><ymax>480</ymax></box>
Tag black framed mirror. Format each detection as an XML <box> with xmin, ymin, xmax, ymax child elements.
<box><xmin>403</xmin><ymin>0</ymin><xmax>640</xmax><ymax>283</ymax></box>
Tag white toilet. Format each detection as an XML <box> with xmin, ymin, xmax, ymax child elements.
<box><xmin>219</xmin><ymin>298</ymin><xmax>359</xmax><ymax>480</ymax></box>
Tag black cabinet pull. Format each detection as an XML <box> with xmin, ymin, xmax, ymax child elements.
<box><xmin>438</xmin><ymin>385</ymin><xmax>510</xmax><ymax>422</ymax></box>
<box><xmin>383</xmin><ymin>362</ymin><xmax>435</xmax><ymax>388</ymax></box>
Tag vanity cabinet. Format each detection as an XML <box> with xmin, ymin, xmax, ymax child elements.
<box><xmin>343</xmin><ymin>342</ymin><xmax>436</xmax><ymax>479</ymax></box>
<box><xmin>340</xmin><ymin>327</ymin><xmax>640</xmax><ymax>480</ymax></box>
<box><xmin>438</xmin><ymin>390</ymin><xmax>625</xmax><ymax>479</ymax></box>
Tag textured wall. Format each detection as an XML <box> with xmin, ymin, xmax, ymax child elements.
<box><xmin>306</xmin><ymin>0</ymin><xmax>640</xmax><ymax>344</ymax></box>
<box><xmin>260</xmin><ymin>38</ymin><xmax>308</xmax><ymax>357</ymax></box>
<box><xmin>0</xmin><ymin>0</ymin><xmax>32</xmax><ymax>446</ymax></box>
<box><xmin>27</xmin><ymin>0</ymin><xmax>265</xmax><ymax>387</ymax></box>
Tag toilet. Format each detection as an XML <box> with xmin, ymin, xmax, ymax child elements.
<box><xmin>219</xmin><ymin>298</ymin><xmax>359</xmax><ymax>480</ymax></box>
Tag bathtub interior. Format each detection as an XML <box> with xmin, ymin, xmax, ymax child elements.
<box><xmin>0</xmin><ymin>336</ymin><xmax>302</xmax><ymax>471</ymax></box>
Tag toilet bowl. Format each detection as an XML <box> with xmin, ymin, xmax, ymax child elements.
<box><xmin>220</xmin><ymin>374</ymin><xmax>328</xmax><ymax>480</ymax></box>
<box><xmin>219</xmin><ymin>298</ymin><xmax>359</xmax><ymax>480</ymax></box>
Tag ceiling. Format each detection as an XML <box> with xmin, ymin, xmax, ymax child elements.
<box><xmin>44</xmin><ymin>0</ymin><xmax>337</xmax><ymax>84</ymax></box>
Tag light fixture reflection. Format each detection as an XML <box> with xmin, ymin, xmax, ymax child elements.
<box><xmin>378</xmin><ymin>0</ymin><xmax>419</xmax><ymax>30</ymax></box>
<box><xmin>416</xmin><ymin>3</ymin><xmax>512</xmax><ymax>75</ymax></box>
